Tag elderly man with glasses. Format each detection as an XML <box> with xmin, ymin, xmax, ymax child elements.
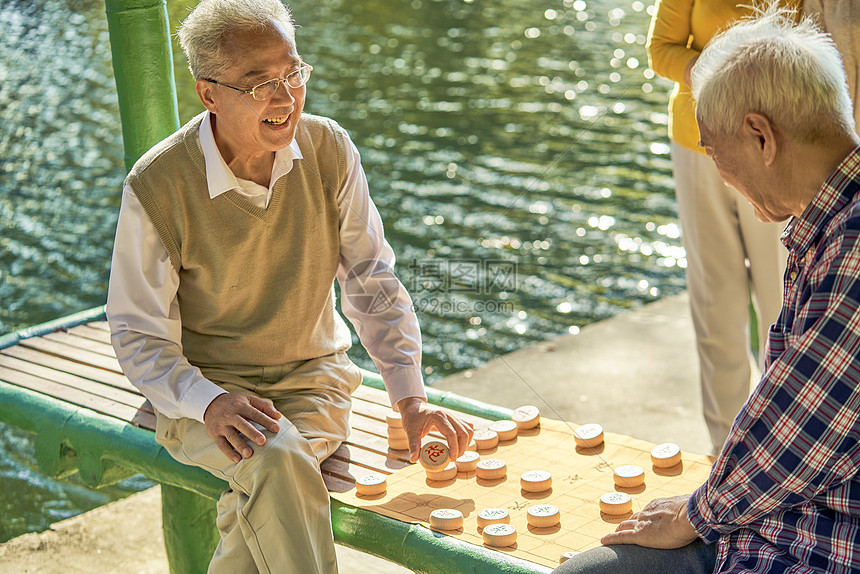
<box><xmin>105</xmin><ymin>0</ymin><xmax>473</xmax><ymax>572</ymax></box>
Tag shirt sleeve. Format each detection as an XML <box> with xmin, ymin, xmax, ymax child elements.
<box><xmin>646</xmin><ymin>0</ymin><xmax>699</xmax><ymax>84</ymax></box>
<box><xmin>687</xmin><ymin>226</ymin><xmax>860</xmax><ymax>543</ymax></box>
<box><xmin>106</xmin><ymin>185</ymin><xmax>226</xmax><ymax>423</ymax></box>
<box><xmin>335</xmin><ymin>135</ymin><xmax>427</xmax><ymax>410</ymax></box>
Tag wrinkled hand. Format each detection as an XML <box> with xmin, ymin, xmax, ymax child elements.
<box><xmin>600</xmin><ymin>494</ymin><xmax>699</xmax><ymax>549</ymax></box>
<box><xmin>203</xmin><ymin>392</ymin><xmax>283</xmax><ymax>463</ymax></box>
<box><xmin>396</xmin><ymin>397</ymin><xmax>474</xmax><ymax>463</ymax></box>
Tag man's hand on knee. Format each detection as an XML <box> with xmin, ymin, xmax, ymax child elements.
<box><xmin>203</xmin><ymin>393</ymin><xmax>283</xmax><ymax>463</ymax></box>
<box><xmin>396</xmin><ymin>397</ymin><xmax>474</xmax><ymax>463</ymax></box>
<box><xmin>600</xmin><ymin>494</ymin><xmax>699</xmax><ymax>549</ymax></box>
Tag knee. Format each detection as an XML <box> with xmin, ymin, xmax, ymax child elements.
<box><xmin>234</xmin><ymin>424</ymin><xmax>319</xmax><ymax>484</ymax></box>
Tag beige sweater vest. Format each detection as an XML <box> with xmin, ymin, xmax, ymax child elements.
<box><xmin>127</xmin><ymin>112</ymin><xmax>352</xmax><ymax>368</ymax></box>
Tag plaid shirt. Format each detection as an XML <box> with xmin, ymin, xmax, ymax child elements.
<box><xmin>688</xmin><ymin>145</ymin><xmax>860</xmax><ymax>574</ymax></box>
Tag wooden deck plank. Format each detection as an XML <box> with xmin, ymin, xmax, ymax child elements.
<box><xmin>0</xmin><ymin>353</ymin><xmax>150</xmax><ymax>413</ymax></box>
<box><xmin>352</xmin><ymin>385</ymin><xmax>491</xmax><ymax>429</ymax></box>
<box><xmin>321</xmin><ymin>447</ymin><xmax>386</xmax><ymax>493</ymax></box>
<box><xmin>323</xmin><ymin>444</ymin><xmax>388</xmax><ymax>480</ymax></box>
<box><xmin>349</xmin><ymin>404</ymin><xmax>468</xmax><ymax>446</ymax></box>
<box><xmin>350</xmin><ymin>411</ymin><xmax>391</xmax><ymax>439</ymax></box>
<box><xmin>88</xmin><ymin>321</ymin><xmax>111</xmax><ymax>332</ymax></box>
<box><xmin>0</xmin><ymin>365</ymin><xmax>154</xmax><ymax>428</ymax></box>
<box><xmin>320</xmin><ymin>449</ymin><xmax>353</xmax><ymax>480</ymax></box>
<box><xmin>43</xmin><ymin>331</ymin><xmax>118</xmax><ymax>358</ymax></box>
<box><xmin>18</xmin><ymin>336</ymin><xmax>123</xmax><ymax>374</ymax></box>
<box><xmin>349</xmin><ymin>395</ymin><xmax>393</xmax><ymax>423</ymax></box>
<box><xmin>352</xmin><ymin>384</ymin><xmax>391</xmax><ymax>407</ymax></box>
<box><xmin>1</xmin><ymin>345</ymin><xmax>137</xmax><ymax>393</ymax></box>
<box><xmin>66</xmin><ymin>325</ymin><xmax>114</xmax><ymax>346</ymax></box>
<box><xmin>321</xmin><ymin>470</ymin><xmax>353</xmax><ymax>493</ymax></box>
<box><xmin>340</xmin><ymin>433</ymin><xmax>411</xmax><ymax>471</ymax></box>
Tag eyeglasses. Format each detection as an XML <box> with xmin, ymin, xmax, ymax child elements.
<box><xmin>202</xmin><ymin>64</ymin><xmax>313</xmax><ymax>101</ymax></box>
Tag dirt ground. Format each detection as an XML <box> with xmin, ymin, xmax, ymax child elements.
<box><xmin>0</xmin><ymin>486</ymin><xmax>409</xmax><ymax>574</ymax></box>
<box><xmin>0</xmin><ymin>487</ymin><xmax>166</xmax><ymax>574</ymax></box>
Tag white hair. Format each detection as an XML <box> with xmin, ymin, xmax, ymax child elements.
<box><xmin>690</xmin><ymin>2</ymin><xmax>855</xmax><ymax>143</ymax></box>
<box><xmin>177</xmin><ymin>0</ymin><xmax>296</xmax><ymax>80</ymax></box>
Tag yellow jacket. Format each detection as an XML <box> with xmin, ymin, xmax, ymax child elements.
<box><xmin>646</xmin><ymin>0</ymin><xmax>801</xmax><ymax>153</ymax></box>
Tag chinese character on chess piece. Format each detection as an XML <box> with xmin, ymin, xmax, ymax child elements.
<box><xmin>419</xmin><ymin>440</ymin><xmax>450</xmax><ymax>470</ymax></box>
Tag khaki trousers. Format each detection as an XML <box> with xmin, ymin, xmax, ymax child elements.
<box><xmin>671</xmin><ymin>142</ymin><xmax>787</xmax><ymax>452</ymax></box>
<box><xmin>154</xmin><ymin>352</ymin><xmax>363</xmax><ymax>574</ymax></box>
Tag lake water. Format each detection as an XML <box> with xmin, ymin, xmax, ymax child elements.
<box><xmin>0</xmin><ymin>0</ymin><xmax>684</xmax><ymax>542</ymax></box>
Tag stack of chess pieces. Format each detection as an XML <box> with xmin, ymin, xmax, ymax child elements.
<box><xmin>354</xmin><ymin>404</ymin><xmax>684</xmax><ymax>566</ymax></box>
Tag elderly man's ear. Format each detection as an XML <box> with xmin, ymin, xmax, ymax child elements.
<box><xmin>196</xmin><ymin>80</ymin><xmax>218</xmax><ymax>114</ymax></box>
<box><xmin>742</xmin><ymin>112</ymin><xmax>778</xmax><ymax>167</ymax></box>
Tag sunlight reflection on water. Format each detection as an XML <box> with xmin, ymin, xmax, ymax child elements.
<box><xmin>0</xmin><ymin>0</ymin><xmax>683</xmax><ymax>539</ymax></box>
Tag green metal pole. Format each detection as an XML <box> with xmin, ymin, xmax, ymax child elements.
<box><xmin>161</xmin><ymin>485</ymin><xmax>219</xmax><ymax>574</ymax></box>
<box><xmin>104</xmin><ymin>1</ymin><xmax>194</xmax><ymax>566</ymax></box>
<box><xmin>105</xmin><ymin>0</ymin><xmax>180</xmax><ymax>170</ymax></box>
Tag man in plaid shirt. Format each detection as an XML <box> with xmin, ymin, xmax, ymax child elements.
<box><xmin>556</xmin><ymin>6</ymin><xmax>860</xmax><ymax>574</ymax></box>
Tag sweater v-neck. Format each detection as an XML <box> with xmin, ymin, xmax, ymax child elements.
<box><xmin>184</xmin><ymin>115</ymin><xmax>292</xmax><ymax>222</ymax></box>
<box><xmin>223</xmin><ymin>177</ymin><xmax>286</xmax><ymax>220</ymax></box>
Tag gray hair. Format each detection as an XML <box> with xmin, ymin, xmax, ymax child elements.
<box><xmin>691</xmin><ymin>3</ymin><xmax>855</xmax><ymax>143</ymax></box>
<box><xmin>177</xmin><ymin>0</ymin><xmax>296</xmax><ymax>80</ymax></box>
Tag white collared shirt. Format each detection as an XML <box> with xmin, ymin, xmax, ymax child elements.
<box><xmin>106</xmin><ymin>111</ymin><xmax>425</xmax><ymax>422</ymax></box>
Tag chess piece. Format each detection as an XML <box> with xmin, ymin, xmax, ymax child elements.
<box><xmin>511</xmin><ymin>405</ymin><xmax>540</xmax><ymax>430</ymax></box>
<box><xmin>599</xmin><ymin>492</ymin><xmax>633</xmax><ymax>515</ymax></box>
<box><xmin>489</xmin><ymin>420</ymin><xmax>518</xmax><ymax>441</ymax></box>
<box><xmin>476</xmin><ymin>458</ymin><xmax>507</xmax><ymax>480</ymax></box>
<box><xmin>429</xmin><ymin>508</ymin><xmax>464</xmax><ymax>530</ymax></box>
<box><xmin>419</xmin><ymin>440</ymin><xmax>450</xmax><ymax>470</ymax></box>
<box><xmin>355</xmin><ymin>473</ymin><xmax>387</xmax><ymax>496</ymax></box>
<box><xmin>574</xmin><ymin>423</ymin><xmax>604</xmax><ymax>448</ymax></box>
<box><xmin>454</xmin><ymin>450</ymin><xmax>480</xmax><ymax>473</ymax></box>
<box><xmin>527</xmin><ymin>504</ymin><xmax>561</xmax><ymax>528</ymax></box>
<box><xmin>520</xmin><ymin>470</ymin><xmax>552</xmax><ymax>492</ymax></box>
<box><xmin>426</xmin><ymin>461</ymin><xmax>458</xmax><ymax>481</ymax></box>
<box><xmin>482</xmin><ymin>523</ymin><xmax>517</xmax><ymax>547</ymax></box>
<box><xmin>651</xmin><ymin>443</ymin><xmax>682</xmax><ymax>468</ymax></box>
<box><xmin>473</xmin><ymin>429</ymin><xmax>499</xmax><ymax>450</ymax></box>
<box><xmin>476</xmin><ymin>508</ymin><xmax>510</xmax><ymax>529</ymax></box>
<box><xmin>613</xmin><ymin>465</ymin><xmax>645</xmax><ymax>488</ymax></box>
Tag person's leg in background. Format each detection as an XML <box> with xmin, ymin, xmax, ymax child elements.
<box><xmin>670</xmin><ymin>142</ymin><xmax>784</xmax><ymax>454</ymax></box>
<box><xmin>737</xmin><ymin>194</ymin><xmax>787</xmax><ymax>379</ymax></box>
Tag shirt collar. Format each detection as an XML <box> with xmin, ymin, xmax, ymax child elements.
<box><xmin>198</xmin><ymin>110</ymin><xmax>303</xmax><ymax>199</ymax></box>
<box><xmin>782</xmin><ymin>144</ymin><xmax>860</xmax><ymax>255</ymax></box>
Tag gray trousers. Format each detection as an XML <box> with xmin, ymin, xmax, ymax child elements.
<box><xmin>553</xmin><ymin>540</ymin><xmax>717</xmax><ymax>574</ymax></box>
